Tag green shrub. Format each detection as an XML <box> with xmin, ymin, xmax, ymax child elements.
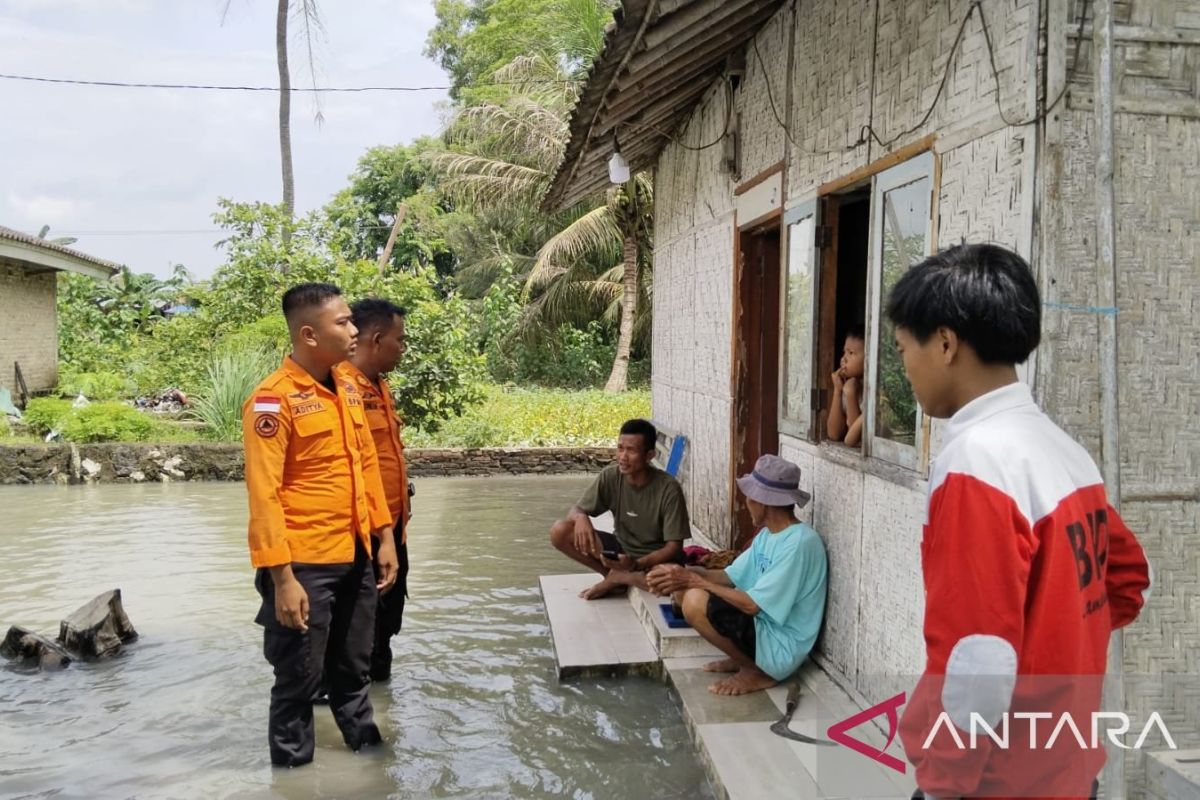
<box><xmin>406</xmin><ymin>385</ymin><xmax>650</xmax><ymax>448</ymax></box>
<box><xmin>60</xmin><ymin>403</ymin><xmax>156</xmax><ymax>443</ymax></box>
<box><xmin>0</xmin><ymin>416</ymin><xmax>9</xmax><ymax>438</ymax></box>
<box><xmin>190</xmin><ymin>346</ymin><xmax>280</xmax><ymax>442</ymax></box>
<box><xmin>56</xmin><ymin>368</ymin><xmax>137</xmax><ymax>401</ymax></box>
<box><xmin>23</xmin><ymin>398</ymin><xmax>75</xmax><ymax>436</ymax></box>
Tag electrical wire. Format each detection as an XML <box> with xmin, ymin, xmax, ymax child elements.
<box><xmin>858</xmin><ymin>0</ymin><xmax>1092</xmax><ymax>149</ymax></box>
<box><xmin>750</xmin><ymin>35</ymin><xmax>857</xmax><ymax>156</ymax></box>
<box><xmin>618</xmin><ymin>77</ymin><xmax>735</xmax><ymax>152</ymax></box>
<box><xmin>0</xmin><ymin>72</ymin><xmax>578</xmax><ymax>92</ymax></box>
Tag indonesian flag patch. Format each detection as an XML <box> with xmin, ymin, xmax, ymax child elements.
<box><xmin>253</xmin><ymin>395</ymin><xmax>282</xmax><ymax>413</ymax></box>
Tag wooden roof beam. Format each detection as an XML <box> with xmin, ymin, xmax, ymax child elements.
<box><xmin>618</xmin><ymin>2</ymin><xmax>781</xmax><ymax>96</ymax></box>
<box><xmin>631</xmin><ymin>0</ymin><xmax>777</xmax><ymax>73</ymax></box>
<box><xmin>598</xmin><ymin>77</ymin><xmax>715</xmax><ymax>137</ymax></box>
<box><xmin>604</xmin><ymin>62</ymin><xmax>723</xmax><ymax>121</ymax></box>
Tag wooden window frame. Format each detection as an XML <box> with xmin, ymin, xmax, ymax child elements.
<box><xmin>778</xmin><ymin>144</ymin><xmax>940</xmax><ymax>476</ymax></box>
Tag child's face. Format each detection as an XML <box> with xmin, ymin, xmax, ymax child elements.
<box><xmin>840</xmin><ymin>336</ymin><xmax>865</xmax><ymax>379</ymax></box>
<box><xmin>895</xmin><ymin>326</ymin><xmax>954</xmax><ymax>418</ymax></box>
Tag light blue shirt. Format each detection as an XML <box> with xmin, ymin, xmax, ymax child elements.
<box><xmin>723</xmin><ymin>523</ymin><xmax>828</xmax><ymax>680</ymax></box>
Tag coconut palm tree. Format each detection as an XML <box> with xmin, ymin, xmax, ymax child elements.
<box><xmin>428</xmin><ymin>55</ymin><xmax>653</xmax><ymax>392</ymax></box>
<box><xmin>275</xmin><ymin>0</ymin><xmax>322</xmax><ymax>247</ymax></box>
<box><xmin>224</xmin><ymin>0</ymin><xmax>322</xmax><ymax>248</ymax></box>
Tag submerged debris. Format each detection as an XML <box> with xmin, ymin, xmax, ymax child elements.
<box><xmin>3</xmin><ymin>589</ymin><xmax>138</xmax><ymax>671</ymax></box>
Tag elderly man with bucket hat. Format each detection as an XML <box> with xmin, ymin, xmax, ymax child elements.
<box><xmin>647</xmin><ymin>454</ymin><xmax>828</xmax><ymax>696</ymax></box>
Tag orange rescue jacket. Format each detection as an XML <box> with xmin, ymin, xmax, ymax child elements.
<box><xmin>242</xmin><ymin>356</ymin><xmax>391</xmax><ymax>568</ymax></box>
<box><xmin>341</xmin><ymin>362</ymin><xmax>410</xmax><ymax>537</ymax></box>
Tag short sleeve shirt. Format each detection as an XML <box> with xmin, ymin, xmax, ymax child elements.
<box><xmin>576</xmin><ymin>464</ymin><xmax>690</xmax><ymax>558</ymax></box>
<box><xmin>724</xmin><ymin>523</ymin><xmax>828</xmax><ymax>680</ymax></box>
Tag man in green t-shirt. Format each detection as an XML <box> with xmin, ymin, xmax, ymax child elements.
<box><xmin>549</xmin><ymin>419</ymin><xmax>691</xmax><ymax>600</ymax></box>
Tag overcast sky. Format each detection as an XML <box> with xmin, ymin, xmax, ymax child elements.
<box><xmin>0</xmin><ymin>0</ymin><xmax>449</xmax><ymax>278</ymax></box>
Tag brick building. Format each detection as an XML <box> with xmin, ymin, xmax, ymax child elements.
<box><xmin>546</xmin><ymin>0</ymin><xmax>1198</xmax><ymax>793</ymax></box>
<box><xmin>0</xmin><ymin>226</ymin><xmax>119</xmax><ymax>401</ymax></box>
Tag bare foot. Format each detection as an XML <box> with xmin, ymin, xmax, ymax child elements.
<box><xmin>702</xmin><ymin>658</ymin><xmax>740</xmax><ymax>673</ymax></box>
<box><xmin>708</xmin><ymin>666</ymin><xmax>778</xmax><ymax>696</ymax></box>
<box><xmin>579</xmin><ymin>578</ymin><xmax>629</xmax><ymax>600</ymax></box>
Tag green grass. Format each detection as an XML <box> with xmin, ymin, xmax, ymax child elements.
<box><xmin>405</xmin><ymin>385</ymin><xmax>651</xmax><ymax>448</ymax></box>
<box><xmin>4</xmin><ymin>385</ymin><xmax>646</xmax><ymax>448</ymax></box>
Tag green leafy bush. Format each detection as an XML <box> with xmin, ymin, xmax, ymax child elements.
<box><xmin>22</xmin><ymin>398</ymin><xmax>74</xmax><ymax>436</ymax></box>
<box><xmin>60</xmin><ymin>403</ymin><xmax>156</xmax><ymax>443</ymax></box>
<box><xmin>0</xmin><ymin>416</ymin><xmax>10</xmax><ymax>438</ymax></box>
<box><xmin>190</xmin><ymin>346</ymin><xmax>279</xmax><ymax>442</ymax></box>
<box><xmin>56</xmin><ymin>368</ymin><xmax>137</xmax><ymax>401</ymax></box>
<box><xmin>405</xmin><ymin>385</ymin><xmax>650</xmax><ymax>448</ymax></box>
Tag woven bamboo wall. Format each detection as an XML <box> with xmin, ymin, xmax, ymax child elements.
<box><xmin>1038</xmin><ymin>0</ymin><xmax>1200</xmax><ymax>790</ymax></box>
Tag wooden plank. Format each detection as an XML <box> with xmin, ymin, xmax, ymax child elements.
<box><xmin>1069</xmin><ymin>93</ymin><xmax>1200</xmax><ymax>119</ymax></box>
<box><xmin>600</xmin><ymin>79</ymin><xmax>714</xmax><ymax>137</ymax></box>
<box><xmin>639</xmin><ymin>0</ymin><xmax>771</xmax><ymax>55</ymax></box>
<box><xmin>621</xmin><ymin>2</ymin><xmax>783</xmax><ymax>93</ymax></box>
<box><xmin>734</xmin><ymin>160</ymin><xmax>785</xmax><ymax>196</ymax></box>
<box><xmin>1069</xmin><ymin>22</ymin><xmax>1200</xmax><ymax>45</ymax></box>
<box><xmin>817</xmin><ymin>134</ymin><xmax>937</xmax><ymax>196</ymax></box>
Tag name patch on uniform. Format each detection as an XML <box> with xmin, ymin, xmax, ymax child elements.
<box><xmin>254</xmin><ymin>414</ymin><xmax>280</xmax><ymax>438</ymax></box>
<box><xmin>253</xmin><ymin>395</ymin><xmax>282</xmax><ymax>414</ymax></box>
<box><xmin>291</xmin><ymin>401</ymin><xmax>323</xmax><ymax>417</ymax></box>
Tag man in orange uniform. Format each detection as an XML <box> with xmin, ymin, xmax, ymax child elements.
<box><xmin>344</xmin><ymin>298</ymin><xmax>412</xmax><ymax>682</ymax></box>
<box><xmin>242</xmin><ymin>282</ymin><xmax>399</xmax><ymax>767</ymax></box>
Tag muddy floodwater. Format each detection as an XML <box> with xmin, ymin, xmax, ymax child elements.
<box><xmin>0</xmin><ymin>476</ymin><xmax>712</xmax><ymax>799</ymax></box>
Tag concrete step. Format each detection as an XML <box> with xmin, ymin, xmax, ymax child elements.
<box><xmin>538</xmin><ymin>573</ymin><xmax>658</xmax><ymax>679</ymax></box>
<box><xmin>629</xmin><ymin>586</ymin><xmax>724</xmax><ymax>660</ymax></box>
<box><xmin>664</xmin><ymin>658</ymin><xmax>915</xmax><ymax>800</ymax></box>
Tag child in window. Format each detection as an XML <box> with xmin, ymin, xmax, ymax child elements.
<box><xmin>826</xmin><ymin>323</ymin><xmax>865</xmax><ymax>446</ymax></box>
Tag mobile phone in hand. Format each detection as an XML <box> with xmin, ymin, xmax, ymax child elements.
<box><xmin>595</xmin><ymin>529</ymin><xmax>624</xmax><ymax>561</ymax></box>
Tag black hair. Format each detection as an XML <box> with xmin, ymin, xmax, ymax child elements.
<box><xmin>885</xmin><ymin>243</ymin><xmax>1041</xmax><ymax>364</ymax></box>
<box><xmin>281</xmin><ymin>282</ymin><xmax>342</xmax><ymax>323</ymax></box>
<box><xmin>350</xmin><ymin>298</ymin><xmax>407</xmax><ymax>336</ymax></box>
<box><xmin>846</xmin><ymin>323</ymin><xmax>865</xmax><ymax>342</ymax></box>
<box><xmin>619</xmin><ymin>418</ymin><xmax>657</xmax><ymax>454</ymax></box>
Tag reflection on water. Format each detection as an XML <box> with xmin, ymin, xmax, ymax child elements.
<box><xmin>0</xmin><ymin>476</ymin><xmax>712</xmax><ymax>799</ymax></box>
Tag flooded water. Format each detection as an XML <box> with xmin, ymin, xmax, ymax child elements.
<box><xmin>0</xmin><ymin>476</ymin><xmax>712</xmax><ymax>799</ymax></box>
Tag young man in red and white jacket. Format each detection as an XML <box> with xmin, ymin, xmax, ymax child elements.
<box><xmin>887</xmin><ymin>244</ymin><xmax>1152</xmax><ymax>799</ymax></box>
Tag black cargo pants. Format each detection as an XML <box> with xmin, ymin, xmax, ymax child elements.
<box><xmin>255</xmin><ymin>539</ymin><xmax>380</xmax><ymax>767</ymax></box>
<box><xmin>370</xmin><ymin>517</ymin><xmax>409</xmax><ymax>682</ymax></box>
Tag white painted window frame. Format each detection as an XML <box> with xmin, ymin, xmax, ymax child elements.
<box><xmin>778</xmin><ymin>198</ymin><xmax>819</xmax><ymax>441</ymax></box>
<box><xmin>864</xmin><ymin>151</ymin><xmax>936</xmax><ymax>472</ymax></box>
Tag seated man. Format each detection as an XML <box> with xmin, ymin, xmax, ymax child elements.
<box><xmin>647</xmin><ymin>454</ymin><xmax>827</xmax><ymax>696</ymax></box>
<box><xmin>549</xmin><ymin>418</ymin><xmax>691</xmax><ymax>600</ymax></box>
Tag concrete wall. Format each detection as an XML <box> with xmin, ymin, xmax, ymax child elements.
<box><xmin>0</xmin><ymin>260</ymin><xmax>57</xmax><ymax>396</ymax></box>
<box><xmin>653</xmin><ymin>0</ymin><xmax>1040</xmax><ymax>698</ymax></box>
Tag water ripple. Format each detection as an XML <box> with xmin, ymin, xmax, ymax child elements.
<box><xmin>0</xmin><ymin>477</ymin><xmax>712</xmax><ymax>799</ymax></box>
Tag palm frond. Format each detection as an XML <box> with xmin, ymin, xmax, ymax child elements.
<box><xmin>527</xmin><ymin>206</ymin><xmax>621</xmax><ymax>292</ymax></box>
<box><xmin>427</xmin><ymin>152</ymin><xmax>549</xmax><ymax>209</ymax></box>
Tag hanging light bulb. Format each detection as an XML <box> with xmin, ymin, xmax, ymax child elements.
<box><xmin>608</xmin><ymin>135</ymin><xmax>630</xmax><ymax>184</ymax></box>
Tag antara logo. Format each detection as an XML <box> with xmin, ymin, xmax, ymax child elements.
<box><xmin>824</xmin><ymin>692</ymin><xmax>1179</xmax><ymax>775</ymax></box>
<box><xmin>923</xmin><ymin>711</ymin><xmax>1178</xmax><ymax>751</ymax></box>
<box><xmin>826</xmin><ymin>692</ymin><xmax>908</xmax><ymax>774</ymax></box>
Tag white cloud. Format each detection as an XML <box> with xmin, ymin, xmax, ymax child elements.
<box><xmin>6</xmin><ymin>192</ymin><xmax>90</xmax><ymax>225</ymax></box>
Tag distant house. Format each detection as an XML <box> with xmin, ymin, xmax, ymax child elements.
<box><xmin>0</xmin><ymin>225</ymin><xmax>120</xmax><ymax>402</ymax></box>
